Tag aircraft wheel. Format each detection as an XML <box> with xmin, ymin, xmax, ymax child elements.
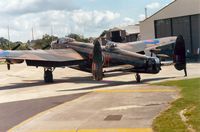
<box><xmin>135</xmin><ymin>73</ymin><xmax>141</xmax><ymax>83</ymax></box>
<box><xmin>44</xmin><ymin>68</ymin><xmax>53</xmax><ymax>83</ymax></box>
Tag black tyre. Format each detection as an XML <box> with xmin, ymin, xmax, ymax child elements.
<box><xmin>135</xmin><ymin>73</ymin><xmax>141</xmax><ymax>83</ymax></box>
<box><xmin>44</xmin><ymin>70</ymin><xmax>53</xmax><ymax>83</ymax></box>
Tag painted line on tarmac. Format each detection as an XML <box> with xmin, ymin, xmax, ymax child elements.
<box><xmin>79</xmin><ymin>128</ymin><xmax>152</xmax><ymax>132</ymax></box>
<box><xmin>8</xmin><ymin>94</ymin><xmax>89</xmax><ymax>132</ymax></box>
<box><xmin>31</xmin><ymin>128</ymin><xmax>152</xmax><ymax>132</ymax></box>
<box><xmin>30</xmin><ymin>130</ymin><xmax>78</xmax><ymax>132</ymax></box>
<box><xmin>94</xmin><ymin>89</ymin><xmax>177</xmax><ymax>93</ymax></box>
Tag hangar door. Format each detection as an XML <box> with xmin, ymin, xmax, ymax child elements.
<box><xmin>172</xmin><ymin>16</ymin><xmax>191</xmax><ymax>54</ymax></box>
<box><xmin>154</xmin><ymin>19</ymin><xmax>173</xmax><ymax>55</ymax></box>
<box><xmin>155</xmin><ymin>15</ymin><xmax>200</xmax><ymax>56</ymax></box>
<box><xmin>191</xmin><ymin>14</ymin><xmax>200</xmax><ymax>54</ymax></box>
<box><xmin>155</xmin><ymin>19</ymin><xmax>172</xmax><ymax>38</ymax></box>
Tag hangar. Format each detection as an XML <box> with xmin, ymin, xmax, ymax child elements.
<box><xmin>99</xmin><ymin>25</ymin><xmax>140</xmax><ymax>45</ymax></box>
<box><xmin>140</xmin><ymin>0</ymin><xmax>200</xmax><ymax>60</ymax></box>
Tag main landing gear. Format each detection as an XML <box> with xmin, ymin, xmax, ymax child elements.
<box><xmin>44</xmin><ymin>67</ymin><xmax>54</xmax><ymax>83</ymax></box>
<box><xmin>135</xmin><ymin>73</ymin><xmax>141</xmax><ymax>83</ymax></box>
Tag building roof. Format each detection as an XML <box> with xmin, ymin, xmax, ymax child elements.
<box><xmin>141</xmin><ymin>0</ymin><xmax>176</xmax><ymax>22</ymax></box>
<box><xmin>109</xmin><ymin>25</ymin><xmax>140</xmax><ymax>35</ymax></box>
<box><xmin>121</xmin><ymin>25</ymin><xmax>140</xmax><ymax>34</ymax></box>
<box><xmin>109</xmin><ymin>27</ymin><xmax>122</xmax><ymax>32</ymax></box>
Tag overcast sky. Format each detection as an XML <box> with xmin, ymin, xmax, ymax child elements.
<box><xmin>0</xmin><ymin>0</ymin><xmax>173</xmax><ymax>42</ymax></box>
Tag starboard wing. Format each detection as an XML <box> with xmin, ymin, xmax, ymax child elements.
<box><xmin>118</xmin><ymin>36</ymin><xmax>177</xmax><ymax>53</ymax></box>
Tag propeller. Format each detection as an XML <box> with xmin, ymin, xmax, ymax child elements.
<box><xmin>173</xmin><ymin>35</ymin><xmax>186</xmax><ymax>71</ymax></box>
<box><xmin>99</xmin><ymin>30</ymin><xmax>108</xmax><ymax>38</ymax></box>
<box><xmin>7</xmin><ymin>61</ymin><xmax>11</xmax><ymax>70</ymax></box>
<box><xmin>92</xmin><ymin>39</ymin><xmax>103</xmax><ymax>81</ymax></box>
<box><xmin>12</xmin><ymin>44</ymin><xmax>21</xmax><ymax>50</ymax></box>
<box><xmin>42</xmin><ymin>44</ymin><xmax>51</xmax><ymax>50</ymax></box>
<box><xmin>6</xmin><ymin>43</ymin><xmax>21</xmax><ymax>70</ymax></box>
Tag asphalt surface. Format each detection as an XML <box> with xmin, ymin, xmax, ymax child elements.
<box><xmin>0</xmin><ymin>93</ymin><xmax>86</xmax><ymax>132</ymax></box>
<box><xmin>12</xmin><ymin>86</ymin><xmax>178</xmax><ymax>132</ymax></box>
<box><xmin>0</xmin><ymin>63</ymin><xmax>199</xmax><ymax>132</ymax></box>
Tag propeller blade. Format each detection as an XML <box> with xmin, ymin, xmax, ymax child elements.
<box><xmin>42</xmin><ymin>44</ymin><xmax>51</xmax><ymax>50</ymax></box>
<box><xmin>99</xmin><ymin>30</ymin><xmax>108</xmax><ymax>38</ymax></box>
<box><xmin>27</xmin><ymin>45</ymin><xmax>35</xmax><ymax>50</ymax></box>
<box><xmin>7</xmin><ymin>63</ymin><xmax>10</xmax><ymax>70</ymax></box>
<box><xmin>92</xmin><ymin>39</ymin><xmax>103</xmax><ymax>81</ymax></box>
<box><xmin>12</xmin><ymin>44</ymin><xmax>21</xmax><ymax>50</ymax></box>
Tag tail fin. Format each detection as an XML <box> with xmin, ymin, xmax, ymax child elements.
<box><xmin>173</xmin><ymin>35</ymin><xmax>186</xmax><ymax>71</ymax></box>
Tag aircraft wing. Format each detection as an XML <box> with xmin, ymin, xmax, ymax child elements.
<box><xmin>118</xmin><ymin>36</ymin><xmax>177</xmax><ymax>53</ymax></box>
<box><xmin>0</xmin><ymin>49</ymin><xmax>85</xmax><ymax>67</ymax></box>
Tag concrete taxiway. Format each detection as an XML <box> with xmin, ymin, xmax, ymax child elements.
<box><xmin>0</xmin><ymin>63</ymin><xmax>199</xmax><ymax>132</ymax></box>
<box><xmin>0</xmin><ymin>93</ymin><xmax>86</xmax><ymax>132</ymax></box>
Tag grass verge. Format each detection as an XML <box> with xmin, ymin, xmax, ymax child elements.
<box><xmin>152</xmin><ymin>78</ymin><xmax>200</xmax><ymax>132</ymax></box>
<box><xmin>0</xmin><ymin>59</ymin><xmax>5</xmax><ymax>64</ymax></box>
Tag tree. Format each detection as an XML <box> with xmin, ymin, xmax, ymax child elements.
<box><xmin>30</xmin><ymin>34</ymin><xmax>58</xmax><ymax>49</ymax></box>
<box><xmin>0</xmin><ymin>37</ymin><xmax>30</xmax><ymax>50</ymax></box>
<box><xmin>67</xmin><ymin>33</ymin><xmax>90</xmax><ymax>43</ymax></box>
<box><xmin>0</xmin><ymin>37</ymin><xmax>10</xmax><ymax>49</ymax></box>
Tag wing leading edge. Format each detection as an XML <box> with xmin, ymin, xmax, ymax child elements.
<box><xmin>0</xmin><ymin>49</ymin><xmax>85</xmax><ymax>67</ymax></box>
<box><xmin>118</xmin><ymin>36</ymin><xmax>177</xmax><ymax>53</ymax></box>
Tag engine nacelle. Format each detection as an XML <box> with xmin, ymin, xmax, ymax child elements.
<box><xmin>132</xmin><ymin>57</ymin><xmax>161</xmax><ymax>74</ymax></box>
<box><xmin>146</xmin><ymin>57</ymin><xmax>161</xmax><ymax>73</ymax></box>
<box><xmin>6</xmin><ymin>59</ymin><xmax>24</xmax><ymax>64</ymax></box>
<box><xmin>143</xmin><ymin>57</ymin><xmax>161</xmax><ymax>74</ymax></box>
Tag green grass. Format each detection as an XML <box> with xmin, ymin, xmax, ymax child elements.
<box><xmin>152</xmin><ymin>78</ymin><xmax>200</xmax><ymax>132</ymax></box>
<box><xmin>0</xmin><ymin>61</ymin><xmax>5</xmax><ymax>65</ymax></box>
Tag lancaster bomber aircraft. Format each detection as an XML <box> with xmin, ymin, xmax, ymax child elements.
<box><xmin>0</xmin><ymin>35</ymin><xmax>186</xmax><ymax>83</ymax></box>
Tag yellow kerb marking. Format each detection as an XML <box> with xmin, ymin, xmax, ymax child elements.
<box><xmin>31</xmin><ymin>130</ymin><xmax>77</xmax><ymax>132</ymax></box>
<box><xmin>79</xmin><ymin>128</ymin><xmax>152</xmax><ymax>132</ymax></box>
<box><xmin>31</xmin><ymin>128</ymin><xmax>152</xmax><ymax>132</ymax></box>
<box><xmin>94</xmin><ymin>89</ymin><xmax>177</xmax><ymax>93</ymax></box>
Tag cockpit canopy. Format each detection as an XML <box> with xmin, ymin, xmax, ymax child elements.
<box><xmin>57</xmin><ymin>37</ymin><xmax>75</xmax><ymax>44</ymax></box>
<box><xmin>51</xmin><ymin>37</ymin><xmax>75</xmax><ymax>49</ymax></box>
<box><xmin>105</xmin><ymin>40</ymin><xmax>117</xmax><ymax>50</ymax></box>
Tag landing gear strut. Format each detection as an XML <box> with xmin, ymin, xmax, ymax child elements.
<box><xmin>44</xmin><ymin>68</ymin><xmax>54</xmax><ymax>83</ymax></box>
<box><xmin>135</xmin><ymin>73</ymin><xmax>141</xmax><ymax>83</ymax></box>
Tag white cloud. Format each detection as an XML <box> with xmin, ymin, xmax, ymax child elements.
<box><xmin>123</xmin><ymin>17</ymin><xmax>135</xmax><ymax>24</ymax></box>
<box><xmin>138</xmin><ymin>14</ymin><xmax>146</xmax><ymax>21</ymax></box>
<box><xmin>0</xmin><ymin>9</ymin><xmax>120</xmax><ymax>42</ymax></box>
<box><xmin>70</xmin><ymin>10</ymin><xmax>120</xmax><ymax>26</ymax></box>
<box><xmin>146</xmin><ymin>2</ymin><xmax>160</xmax><ymax>9</ymax></box>
<box><xmin>0</xmin><ymin>0</ymin><xmax>76</xmax><ymax>15</ymax></box>
<box><xmin>0</xmin><ymin>0</ymin><xmax>140</xmax><ymax>42</ymax></box>
<box><xmin>117</xmin><ymin>17</ymin><xmax>135</xmax><ymax>27</ymax></box>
